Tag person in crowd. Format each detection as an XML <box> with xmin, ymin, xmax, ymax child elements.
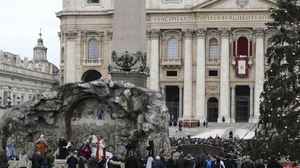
<box><xmin>203</xmin><ymin>154</ymin><xmax>214</xmax><ymax>168</ymax></box>
<box><xmin>292</xmin><ymin>159</ymin><xmax>299</xmax><ymax>168</ymax></box>
<box><xmin>6</xmin><ymin>134</ymin><xmax>16</xmax><ymax>160</ymax></box>
<box><xmin>66</xmin><ymin>152</ymin><xmax>78</xmax><ymax>168</ymax></box>
<box><xmin>98</xmin><ymin>156</ymin><xmax>107</xmax><ymax>168</ymax></box>
<box><xmin>224</xmin><ymin>155</ymin><xmax>232</xmax><ymax>168</ymax></box>
<box><xmin>125</xmin><ymin>136</ymin><xmax>137</xmax><ymax>157</ymax></box>
<box><xmin>185</xmin><ymin>154</ymin><xmax>194</xmax><ymax>168</ymax></box>
<box><xmin>241</xmin><ymin>156</ymin><xmax>255</xmax><ymax>168</ymax></box>
<box><xmin>125</xmin><ymin>150</ymin><xmax>139</xmax><ymax>168</ymax></box>
<box><xmin>108</xmin><ymin>155</ymin><xmax>122</xmax><ymax>168</ymax></box>
<box><xmin>213</xmin><ymin>157</ymin><xmax>223</xmax><ymax>168</ymax></box>
<box><xmin>146</xmin><ymin>136</ymin><xmax>154</xmax><ymax>157</ymax></box>
<box><xmin>194</xmin><ymin>155</ymin><xmax>202</xmax><ymax>168</ymax></box>
<box><xmin>41</xmin><ymin>152</ymin><xmax>50</xmax><ymax>168</ymax></box>
<box><xmin>0</xmin><ymin>150</ymin><xmax>8</xmax><ymax>168</ymax></box>
<box><xmin>146</xmin><ymin>157</ymin><xmax>154</xmax><ymax>168</ymax></box>
<box><xmin>87</xmin><ymin>153</ymin><xmax>98</xmax><ymax>168</ymax></box>
<box><xmin>175</xmin><ymin>153</ymin><xmax>186</xmax><ymax>168</ymax></box>
<box><xmin>47</xmin><ymin>149</ymin><xmax>55</xmax><ymax>168</ymax></box>
<box><xmin>32</xmin><ymin>151</ymin><xmax>42</xmax><ymax>168</ymax></box>
<box><xmin>267</xmin><ymin>156</ymin><xmax>283</xmax><ymax>168</ymax></box>
<box><xmin>255</xmin><ymin>157</ymin><xmax>265</xmax><ymax>168</ymax></box>
<box><xmin>166</xmin><ymin>154</ymin><xmax>175</xmax><ymax>168</ymax></box>
<box><xmin>19</xmin><ymin>151</ymin><xmax>29</xmax><ymax>168</ymax></box>
<box><xmin>160</xmin><ymin>155</ymin><xmax>167</xmax><ymax>168</ymax></box>
<box><xmin>153</xmin><ymin>156</ymin><xmax>165</xmax><ymax>168</ymax></box>
<box><xmin>78</xmin><ymin>142</ymin><xmax>92</xmax><ymax>160</ymax></box>
<box><xmin>78</xmin><ymin>154</ymin><xmax>88</xmax><ymax>168</ymax></box>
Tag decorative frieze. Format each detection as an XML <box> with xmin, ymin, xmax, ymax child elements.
<box><xmin>196</xmin><ymin>28</ymin><xmax>207</xmax><ymax>38</ymax></box>
<box><xmin>65</xmin><ymin>30</ymin><xmax>77</xmax><ymax>39</ymax></box>
<box><xmin>182</xmin><ymin>28</ymin><xmax>194</xmax><ymax>38</ymax></box>
<box><xmin>147</xmin><ymin>29</ymin><xmax>161</xmax><ymax>39</ymax></box>
<box><xmin>254</xmin><ymin>27</ymin><xmax>265</xmax><ymax>38</ymax></box>
<box><xmin>219</xmin><ymin>28</ymin><xmax>231</xmax><ymax>38</ymax></box>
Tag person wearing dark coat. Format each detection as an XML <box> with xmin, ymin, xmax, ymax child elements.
<box><xmin>160</xmin><ymin>156</ymin><xmax>167</xmax><ymax>167</ymax></box>
<box><xmin>175</xmin><ymin>154</ymin><xmax>186</xmax><ymax>168</ymax></box>
<box><xmin>267</xmin><ymin>156</ymin><xmax>283</xmax><ymax>168</ymax></box>
<box><xmin>66</xmin><ymin>152</ymin><xmax>78</xmax><ymax>168</ymax></box>
<box><xmin>154</xmin><ymin>156</ymin><xmax>165</xmax><ymax>168</ymax></box>
<box><xmin>0</xmin><ymin>150</ymin><xmax>8</xmax><ymax>168</ymax></box>
<box><xmin>125</xmin><ymin>151</ymin><xmax>139</xmax><ymax>168</ymax></box>
<box><xmin>87</xmin><ymin>154</ymin><xmax>98</xmax><ymax>168</ymax></box>
<box><xmin>32</xmin><ymin>152</ymin><xmax>42</xmax><ymax>168</ymax></box>
<box><xmin>185</xmin><ymin>154</ymin><xmax>194</xmax><ymax>168</ymax></box>
<box><xmin>224</xmin><ymin>155</ymin><xmax>232</xmax><ymax>168</ymax></box>
<box><xmin>213</xmin><ymin>157</ymin><xmax>223</xmax><ymax>168</ymax></box>
<box><xmin>166</xmin><ymin>157</ymin><xmax>175</xmax><ymax>168</ymax></box>
<box><xmin>194</xmin><ymin>155</ymin><xmax>202</xmax><ymax>168</ymax></box>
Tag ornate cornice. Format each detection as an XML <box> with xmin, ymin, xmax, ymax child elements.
<box><xmin>147</xmin><ymin>29</ymin><xmax>160</xmax><ymax>39</ymax></box>
<box><xmin>196</xmin><ymin>28</ymin><xmax>207</xmax><ymax>38</ymax></box>
<box><xmin>254</xmin><ymin>27</ymin><xmax>265</xmax><ymax>38</ymax></box>
<box><xmin>182</xmin><ymin>28</ymin><xmax>194</xmax><ymax>39</ymax></box>
<box><xmin>65</xmin><ymin>30</ymin><xmax>77</xmax><ymax>39</ymax></box>
<box><xmin>219</xmin><ymin>28</ymin><xmax>231</xmax><ymax>38</ymax></box>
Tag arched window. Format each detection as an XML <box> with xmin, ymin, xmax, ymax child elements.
<box><xmin>167</xmin><ymin>38</ymin><xmax>178</xmax><ymax>59</ymax></box>
<box><xmin>237</xmin><ymin>37</ymin><xmax>248</xmax><ymax>56</ymax></box>
<box><xmin>88</xmin><ymin>39</ymin><xmax>98</xmax><ymax>59</ymax></box>
<box><xmin>209</xmin><ymin>38</ymin><xmax>218</xmax><ymax>59</ymax></box>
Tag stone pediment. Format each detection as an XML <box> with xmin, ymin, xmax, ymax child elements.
<box><xmin>193</xmin><ymin>0</ymin><xmax>277</xmax><ymax>10</ymax></box>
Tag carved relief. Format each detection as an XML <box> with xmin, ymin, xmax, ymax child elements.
<box><xmin>207</xmin><ymin>85</ymin><xmax>219</xmax><ymax>92</ymax></box>
<box><xmin>147</xmin><ymin>29</ymin><xmax>161</xmax><ymax>39</ymax></box>
<box><xmin>254</xmin><ymin>27</ymin><xmax>265</xmax><ymax>38</ymax></box>
<box><xmin>65</xmin><ymin>30</ymin><xmax>77</xmax><ymax>39</ymax></box>
<box><xmin>219</xmin><ymin>28</ymin><xmax>231</xmax><ymax>38</ymax></box>
<box><xmin>105</xmin><ymin>30</ymin><xmax>113</xmax><ymax>40</ymax></box>
<box><xmin>182</xmin><ymin>28</ymin><xmax>194</xmax><ymax>38</ymax></box>
<box><xmin>236</xmin><ymin>0</ymin><xmax>249</xmax><ymax>8</ymax></box>
<box><xmin>196</xmin><ymin>28</ymin><xmax>207</xmax><ymax>38</ymax></box>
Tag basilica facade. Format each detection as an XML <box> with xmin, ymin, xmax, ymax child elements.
<box><xmin>56</xmin><ymin>0</ymin><xmax>277</xmax><ymax>123</ymax></box>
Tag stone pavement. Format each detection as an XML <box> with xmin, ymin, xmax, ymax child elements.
<box><xmin>169</xmin><ymin>122</ymin><xmax>258</xmax><ymax>139</ymax></box>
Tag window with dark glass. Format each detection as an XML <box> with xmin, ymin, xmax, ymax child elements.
<box><xmin>87</xmin><ymin>0</ymin><xmax>99</xmax><ymax>3</ymax></box>
<box><xmin>209</xmin><ymin>70</ymin><xmax>218</xmax><ymax>76</ymax></box>
<box><xmin>166</xmin><ymin>71</ymin><xmax>177</xmax><ymax>76</ymax></box>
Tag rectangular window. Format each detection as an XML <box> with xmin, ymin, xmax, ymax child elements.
<box><xmin>209</xmin><ymin>45</ymin><xmax>218</xmax><ymax>58</ymax></box>
<box><xmin>87</xmin><ymin>0</ymin><xmax>99</xmax><ymax>3</ymax></box>
<box><xmin>209</xmin><ymin>70</ymin><xmax>218</xmax><ymax>76</ymax></box>
<box><xmin>166</xmin><ymin>71</ymin><xmax>177</xmax><ymax>77</ymax></box>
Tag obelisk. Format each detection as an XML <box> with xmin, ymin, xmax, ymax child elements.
<box><xmin>113</xmin><ymin>0</ymin><xmax>146</xmax><ymax>55</ymax></box>
<box><xmin>111</xmin><ymin>0</ymin><xmax>148</xmax><ymax>87</ymax></box>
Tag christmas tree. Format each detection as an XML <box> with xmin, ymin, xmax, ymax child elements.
<box><xmin>247</xmin><ymin>0</ymin><xmax>300</xmax><ymax>160</ymax></box>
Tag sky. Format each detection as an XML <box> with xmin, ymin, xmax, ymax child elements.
<box><xmin>0</xmin><ymin>0</ymin><xmax>62</xmax><ymax>67</ymax></box>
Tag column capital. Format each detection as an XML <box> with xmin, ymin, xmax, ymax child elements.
<box><xmin>230</xmin><ymin>85</ymin><xmax>236</xmax><ymax>88</ymax></box>
<box><xmin>65</xmin><ymin>30</ymin><xmax>77</xmax><ymax>39</ymax></box>
<box><xmin>182</xmin><ymin>28</ymin><xmax>194</xmax><ymax>39</ymax></box>
<box><xmin>178</xmin><ymin>85</ymin><xmax>184</xmax><ymax>89</ymax></box>
<box><xmin>147</xmin><ymin>29</ymin><xmax>160</xmax><ymax>39</ymax></box>
<box><xmin>249</xmin><ymin>85</ymin><xmax>254</xmax><ymax>88</ymax></box>
<box><xmin>160</xmin><ymin>85</ymin><xmax>166</xmax><ymax>89</ymax></box>
<box><xmin>218</xmin><ymin>27</ymin><xmax>231</xmax><ymax>38</ymax></box>
<box><xmin>254</xmin><ymin>27</ymin><xmax>266</xmax><ymax>38</ymax></box>
<box><xmin>196</xmin><ymin>28</ymin><xmax>206</xmax><ymax>38</ymax></box>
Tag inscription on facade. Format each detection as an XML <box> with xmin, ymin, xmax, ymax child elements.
<box><xmin>146</xmin><ymin>15</ymin><xmax>271</xmax><ymax>22</ymax></box>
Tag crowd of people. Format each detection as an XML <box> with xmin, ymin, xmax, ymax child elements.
<box><xmin>0</xmin><ymin>130</ymin><xmax>297</xmax><ymax>168</ymax></box>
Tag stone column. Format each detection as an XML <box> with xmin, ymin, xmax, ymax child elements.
<box><xmin>179</xmin><ymin>85</ymin><xmax>183</xmax><ymax>119</ymax></box>
<box><xmin>148</xmin><ymin>29</ymin><xmax>160</xmax><ymax>91</ymax></box>
<box><xmin>249</xmin><ymin>85</ymin><xmax>254</xmax><ymax>118</ymax></box>
<box><xmin>65</xmin><ymin>30</ymin><xmax>77</xmax><ymax>83</ymax></box>
<box><xmin>253</xmin><ymin>28</ymin><xmax>265</xmax><ymax>122</ymax></box>
<box><xmin>230</xmin><ymin>85</ymin><xmax>236</xmax><ymax>123</ymax></box>
<box><xmin>195</xmin><ymin>28</ymin><xmax>206</xmax><ymax>119</ymax></box>
<box><xmin>182</xmin><ymin>28</ymin><xmax>194</xmax><ymax>118</ymax></box>
<box><xmin>219</xmin><ymin>28</ymin><xmax>231</xmax><ymax>122</ymax></box>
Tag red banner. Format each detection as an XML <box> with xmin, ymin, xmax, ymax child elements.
<box><xmin>235</xmin><ymin>56</ymin><xmax>248</xmax><ymax>77</ymax></box>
